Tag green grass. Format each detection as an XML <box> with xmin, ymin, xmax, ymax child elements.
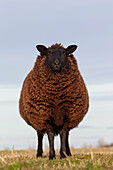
<box><xmin>0</xmin><ymin>148</ymin><xmax>113</xmax><ymax>169</ymax></box>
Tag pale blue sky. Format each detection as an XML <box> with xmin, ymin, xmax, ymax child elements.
<box><xmin>0</xmin><ymin>0</ymin><xmax>113</xmax><ymax>150</ymax></box>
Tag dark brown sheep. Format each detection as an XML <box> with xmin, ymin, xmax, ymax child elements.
<box><xmin>19</xmin><ymin>43</ymin><xmax>89</xmax><ymax>159</ymax></box>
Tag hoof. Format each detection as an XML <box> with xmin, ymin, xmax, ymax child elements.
<box><xmin>60</xmin><ymin>152</ymin><xmax>66</xmax><ymax>159</ymax></box>
<box><xmin>49</xmin><ymin>152</ymin><xmax>55</xmax><ymax>160</ymax></box>
<box><xmin>49</xmin><ymin>156</ymin><xmax>56</xmax><ymax>160</ymax></box>
<box><xmin>36</xmin><ymin>152</ymin><xmax>42</xmax><ymax>158</ymax></box>
<box><xmin>67</xmin><ymin>153</ymin><xmax>72</xmax><ymax>156</ymax></box>
<box><xmin>66</xmin><ymin>151</ymin><xmax>72</xmax><ymax>156</ymax></box>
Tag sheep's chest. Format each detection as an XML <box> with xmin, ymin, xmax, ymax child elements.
<box><xmin>42</xmin><ymin>77</ymin><xmax>75</xmax><ymax>128</ymax></box>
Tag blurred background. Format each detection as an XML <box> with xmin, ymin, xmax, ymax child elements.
<box><xmin>0</xmin><ymin>0</ymin><xmax>113</xmax><ymax>150</ymax></box>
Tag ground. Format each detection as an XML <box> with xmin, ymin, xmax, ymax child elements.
<box><xmin>0</xmin><ymin>148</ymin><xmax>113</xmax><ymax>169</ymax></box>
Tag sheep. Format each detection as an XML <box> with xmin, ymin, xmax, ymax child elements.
<box><xmin>19</xmin><ymin>43</ymin><xmax>89</xmax><ymax>160</ymax></box>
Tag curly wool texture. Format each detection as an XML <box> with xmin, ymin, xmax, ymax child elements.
<box><xmin>19</xmin><ymin>45</ymin><xmax>89</xmax><ymax>134</ymax></box>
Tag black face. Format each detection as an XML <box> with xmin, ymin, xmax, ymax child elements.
<box><xmin>36</xmin><ymin>44</ymin><xmax>77</xmax><ymax>72</ymax></box>
<box><xmin>47</xmin><ymin>48</ymin><xmax>66</xmax><ymax>72</ymax></box>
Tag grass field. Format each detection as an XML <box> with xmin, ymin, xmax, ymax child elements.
<box><xmin>0</xmin><ymin>147</ymin><xmax>113</xmax><ymax>169</ymax></box>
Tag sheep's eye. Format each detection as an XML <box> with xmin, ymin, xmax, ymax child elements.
<box><xmin>48</xmin><ymin>51</ymin><xmax>51</xmax><ymax>55</ymax></box>
<box><xmin>63</xmin><ymin>51</ymin><xmax>66</xmax><ymax>55</ymax></box>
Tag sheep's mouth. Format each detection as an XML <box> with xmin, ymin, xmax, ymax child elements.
<box><xmin>52</xmin><ymin>65</ymin><xmax>61</xmax><ymax>72</ymax></box>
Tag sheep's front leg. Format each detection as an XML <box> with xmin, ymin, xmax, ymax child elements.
<box><xmin>66</xmin><ymin>132</ymin><xmax>72</xmax><ymax>156</ymax></box>
<box><xmin>60</xmin><ymin>129</ymin><xmax>66</xmax><ymax>159</ymax></box>
<box><xmin>37</xmin><ymin>132</ymin><xmax>43</xmax><ymax>157</ymax></box>
<box><xmin>47</xmin><ymin>132</ymin><xmax>55</xmax><ymax>160</ymax></box>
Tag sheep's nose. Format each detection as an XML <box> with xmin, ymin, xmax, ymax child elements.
<box><xmin>54</xmin><ymin>60</ymin><xmax>60</xmax><ymax>66</ymax></box>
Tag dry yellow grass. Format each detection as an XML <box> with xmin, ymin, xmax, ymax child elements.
<box><xmin>0</xmin><ymin>147</ymin><xmax>113</xmax><ymax>169</ymax></box>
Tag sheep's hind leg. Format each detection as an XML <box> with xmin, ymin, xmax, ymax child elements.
<box><xmin>47</xmin><ymin>132</ymin><xmax>55</xmax><ymax>160</ymax></box>
<box><xmin>37</xmin><ymin>132</ymin><xmax>43</xmax><ymax>157</ymax></box>
<box><xmin>60</xmin><ymin>129</ymin><xmax>66</xmax><ymax>159</ymax></box>
<box><xmin>66</xmin><ymin>132</ymin><xmax>72</xmax><ymax>156</ymax></box>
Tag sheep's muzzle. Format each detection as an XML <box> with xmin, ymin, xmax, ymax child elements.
<box><xmin>52</xmin><ymin>59</ymin><xmax>61</xmax><ymax>72</ymax></box>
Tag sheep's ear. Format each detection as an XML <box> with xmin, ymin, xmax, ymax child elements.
<box><xmin>66</xmin><ymin>45</ymin><xmax>77</xmax><ymax>55</ymax></box>
<box><xmin>36</xmin><ymin>45</ymin><xmax>47</xmax><ymax>55</ymax></box>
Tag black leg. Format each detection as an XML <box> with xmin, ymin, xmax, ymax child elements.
<box><xmin>47</xmin><ymin>132</ymin><xmax>55</xmax><ymax>160</ymax></box>
<box><xmin>37</xmin><ymin>132</ymin><xmax>43</xmax><ymax>158</ymax></box>
<box><xmin>60</xmin><ymin>129</ymin><xmax>66</xmax><ymax>159</ymax></box>
<box><xmin>66</xmin><ymin>132</ymin><xmax>72</xmax><ymax>156</ymax></box>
